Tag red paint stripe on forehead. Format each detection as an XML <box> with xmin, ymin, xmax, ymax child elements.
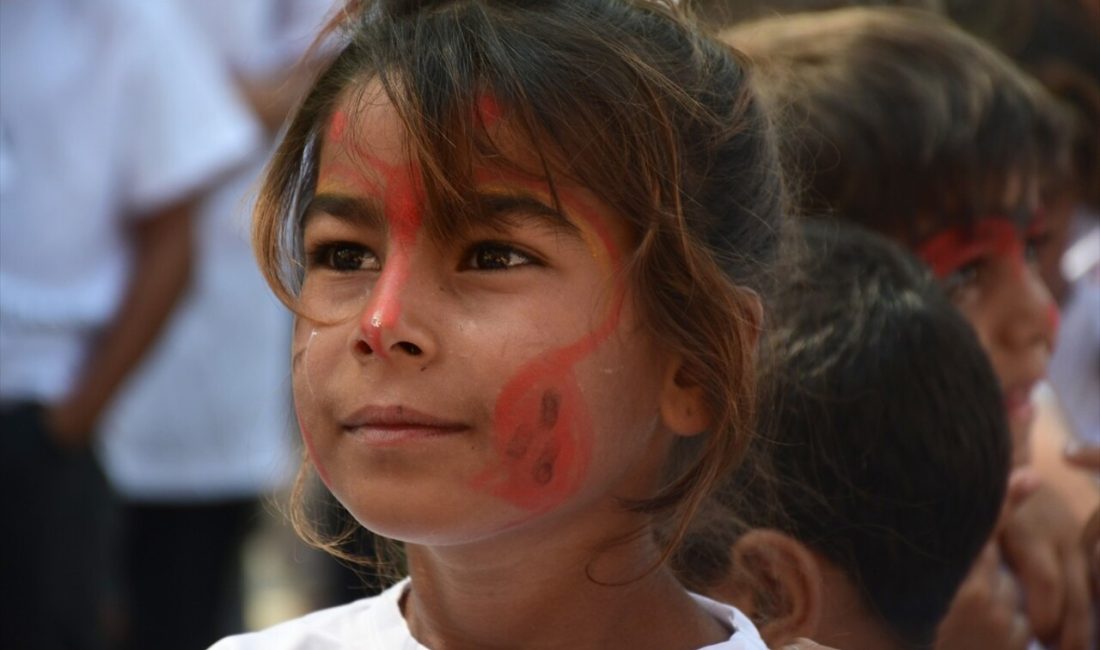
<box><xmin>328</xmin><ymin>110</ymin><xmax>349</xmax><ymax>144</ymax></box>
<box><xmin>918</xmin><ymin>217</ymin><xmax>1024</xmax><ymax>279</ymax></box>
<box><xmin>476</xmin><ymin>94</ymin><xmax>503</xmax><ymax>130</ymax></box>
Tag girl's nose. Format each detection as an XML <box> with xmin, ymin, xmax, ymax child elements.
<box><xmin>997</xmin><ymin>264</ymin><xmax>1057</xmax><ymax>353</ymax></box>
<box><xmin>352</xmin><ymin>251</ymin><xmax>437</xmax><ymax>363</ymax></box>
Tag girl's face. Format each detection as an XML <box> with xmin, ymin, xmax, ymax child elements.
<box><xmin>292</xmin><ymin>86</ymin><xmax>679</xmax><ymax>545</ymax></box>
<box><xmin>917</xmin><ymin>212</ymin><xmax>1057</xmax><ymax>464</ymax></box>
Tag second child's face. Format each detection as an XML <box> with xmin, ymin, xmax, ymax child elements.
<box><xmin>918</xmin><ymin>213</ymin><xmax>1057</xmax><ymax>463</ymax></box>
<box><xmin>292</xmin><ymin>85</ymin><xmax>677</xmax><ymax>546</ymax></box>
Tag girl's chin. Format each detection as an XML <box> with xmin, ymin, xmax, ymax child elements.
<box><xmin>337</xmin><ymin>490</ymin><xmax>537</xmax><ymax>547</ymax></box>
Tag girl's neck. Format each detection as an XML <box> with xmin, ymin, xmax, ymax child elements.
<box><xmin>401</xmin><ymin>514</ymin><xmax>729</xmax><ymax>650</ymax></box>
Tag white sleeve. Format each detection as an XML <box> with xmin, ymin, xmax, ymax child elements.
<box><xmin>116</xmin><ymin>0</ymin><xmax>261</xmax><ymax>216</ymax></box>
<box><xmin>183</xmin><ymin>0</ymin><xmax>335</xmax><ymax>78</ymax></box>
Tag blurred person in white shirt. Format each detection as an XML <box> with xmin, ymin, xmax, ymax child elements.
<box><xmin>0</xmin><ymin>0</ymin><xmax>259</xmax><ymax>647</ymax></box>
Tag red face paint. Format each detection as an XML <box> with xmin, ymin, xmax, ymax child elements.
<box><xmin>470</xmin><ymin>175</ymin><xmax>626</xmax><ymax>513</ymax></box>
<box><xmin>476</xmin><ymin>94</ymin><xmax>503</xmax><ymax>130</ymax></box>
<box><xmin>358</xmin><ymin>157</ymin><xmax>423</xmax><ymax>357</ymax></box>
<box><xmin>320</xmin><ymin>109</ymin><xmax>626</xmax><ymax>513</ymax></box>
<box><xmin>918</xmin><ymin>217</ymin><xmax>1026</xmax><ymax>279</ymax></box>
<box><xmin>323</xmin><ymin>113</ymin><xmax>426</xmax><ymax>358</ymax></box>
<box><xmin>328</xmin><ymin>110</ymin><xmax>348</xmax><ymax>144</ymax></box>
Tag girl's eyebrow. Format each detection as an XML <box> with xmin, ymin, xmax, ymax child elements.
<box><xmin>477</xmin><ymin>192</ymin><xmax>581</xmax><ymax>237</ymax></box>
<box><xmin>302</xmin><ymin>190</ymin><xmax>582</xmax><ymax>237</ymax></box>
<box><xmin>302</xmin><ymin>193</ymin><xmax>384</xmax><ymax>228</ymax></box>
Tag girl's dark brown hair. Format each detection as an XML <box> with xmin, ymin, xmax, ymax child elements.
<box><xmin>723</xmin><ymin>7</ymin><xmax>1071</xmax><ymax>244</ymax></box>
<box><xmin>255</xmin><ymin>0</ymin><xmax>785</xmax><ymax>566</ymax></box>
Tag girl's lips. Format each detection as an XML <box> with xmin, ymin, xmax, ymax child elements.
<box><xmin>341</xmin><ymin>405</ymin><xmax>470</xmax><ymax>445</ymax></box>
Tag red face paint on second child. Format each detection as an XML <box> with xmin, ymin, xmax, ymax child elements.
<box><xmin>918</xmin><ymin>217</ymin><xmax>1025</xmax><ymax>280</ymax></box>
<box><xmin>918</xmin><ymin>215</ymin><xmax>1057</xmax><ymax>463</ymax></box>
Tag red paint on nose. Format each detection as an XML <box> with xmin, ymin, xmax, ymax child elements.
<box><xmin>358</xmin><ymin>157</ymin><xmax>424</xmax><ymax>357</ymax></box>
<box><xmin>327</xmin><ymin>113</ymin><xmax>426</xmax><ymax>357</ymax></box>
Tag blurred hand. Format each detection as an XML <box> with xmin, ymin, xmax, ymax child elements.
<box><xmin>1083</xmin><ymin>507</ymin><xmax>1100</xmax><ymax>599</ymax></box>
<box><xmin>1065</xmin><ymin>444</ymin><xmax>1100</xmax><ymax>473</ymax></box>
<box><xmin>1000</xmin><ymin>483</ymin><xmax>1093</xmax><ymax>650</ymax></box>
<box><xmin>44</xmin><ymin>401</ymin><xmax>95</xmax><ymax>450</ymax></box>
<box><xmin>782</xmin><ymin>639</ymin><xmax>838</xmax><ymax>649</ymax></box>
<box><xmin>936</xmin><ymin>542</ymin><xmax>1030</xmax><ymax>650</ymax></box>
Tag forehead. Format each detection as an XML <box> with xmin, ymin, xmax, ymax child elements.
<box><xmin>319</xmin><ymin>81</ymin><xmax>556</xmax><ymax>190</ymax></box>
<box><xmin>313</xmin><ymin>81</ymin><xmax>632</xmax><ymax>255</ymax></box>
<box><xmin>319</xmin><ymin>84</ymin><xmax>409</xmax><ymax>180</ymax></box>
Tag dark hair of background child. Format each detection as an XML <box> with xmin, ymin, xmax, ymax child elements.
<box><xmin>724</xmin><ymin>7</ymin><xmax>1071</xmax><ymax>245</ymax></box>
<box><xmin>675</xmin><ymin>222</ymin><xmax>1012</xmax><ymax>649</ymax></box>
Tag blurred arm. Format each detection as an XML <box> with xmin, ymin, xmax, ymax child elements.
<box><xmin>47</xmin><ymin>199</ymin><xmax>195</xmax><ymax>446</ymax></box>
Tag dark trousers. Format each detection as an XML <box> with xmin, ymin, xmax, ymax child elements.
<box><xmin>120</xmin><ymin>499</ymin><xmax>258</xmax><ymax>650</ymax></box>
<box><xmin>0</xmin><ymin>403</ymin><xmax>118</xmax><ymax>650</ymax></box>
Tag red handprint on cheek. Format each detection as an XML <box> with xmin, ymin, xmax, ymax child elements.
<box><xmin>471</xmin><ymin>185</ymin><xmax>625</xmax><ymax>512</ymax></box>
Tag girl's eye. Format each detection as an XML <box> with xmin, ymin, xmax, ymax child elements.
<box><xmin>1024</xmin><ymin>231</ymin><xmax>1051</xmax><ymax>263</ymax></box>
<box><xmin>464</xmin><ymin>242</ymin><xmax>535</xmax><ymax>271</ymax></box>
<box><xmin>942</xmin><ymin>259</ymin><xmax>984</xmax><ymax>298</ymax></box>
<box><xmin>310</xmin><ymin>242</ymin><xmax>381</xmax><ymax>272</ymax></box>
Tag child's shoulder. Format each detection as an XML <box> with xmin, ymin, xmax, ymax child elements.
<box><xmin>208</xmin><ymin>578</ymin><xmax>417</xmax><ymax>650</ymax></box>
<box><xmin>208</xmin><ymin>579</ymin><xmax>764</xmax><ymax>650</ymax></box>
<box><xmin>690</xmin><ymin>591</ymin><xmax>769</xmax><ymax>650</ymax></box>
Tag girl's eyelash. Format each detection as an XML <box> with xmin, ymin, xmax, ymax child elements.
<box><xmin>462</xmin><ymin>241</ymin><xmax>542</xmax><ymax>271</ymax></box>
<box><xmin>942</xmin><ymin>257</ymin><xmax>985</xmax><ymax>296</ymax></box>
<box><xmin>306</xmin><ymin>241</ymin><xmax>380</xmax><ymax>271</ymax></box>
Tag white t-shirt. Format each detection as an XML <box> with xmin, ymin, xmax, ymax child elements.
<box><xmin>0</xmin><ymin>0</ymin><xmax>260</xmax><ymax>403</ymax></box>
<box><xmin>210</xmin><ymin>578</ymin><xmax>768</xmax><ymax>650</ymax></box>
<box><xmin>1049</xmin><ymin>212</ymin><xmax>1100</xmax><ymax>447</ymax></box>
<box><xmin>96</xmin><ymin>0</ymin><xmax>330</xmax><ymax>501</ymax></box>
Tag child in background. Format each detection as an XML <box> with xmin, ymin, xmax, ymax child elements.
<box><xmin>97</xmin><ymin>2</ymin><xmax>334</xmax><ymax>648</ymax></box>
<box><xmin>676</xmin><ymin>222</ymin><xmax>1014</xmax><ymax>650</ymax></box>
<box><xmin>724</xmin><ymin>8</ymin><xmax>1096</xmax><ymax>649</ymax></box>
<box><xmin>0</xmin><ymin>0</ymin><xmax>259</xmax><ymax>647</ymax></box>
<box><xmin>211</xmin><ymin>0</ymin><xmax>786</xmax><ymax>647</ymax></box>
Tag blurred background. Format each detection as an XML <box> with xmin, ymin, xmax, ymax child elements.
<box><xmin>0</xmin><ymin>1</ymin><xmax>1096</xmax><ymax>649</ymax></box>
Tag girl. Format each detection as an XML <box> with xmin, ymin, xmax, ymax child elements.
<box><xmin>211</xmin><ymin>1</ymin><xmax>784</xmax><ymax>648</ymax></box>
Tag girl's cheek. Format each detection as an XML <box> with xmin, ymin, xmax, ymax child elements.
<box><xmin>474</xmin><ymin>363</ymin><xmax>595</xmax><ymax>512</ymax></box>
<box><xmin>291</xmin><ymin>325</ymin><xmax>335</xmax><ymax>488</ymax></box>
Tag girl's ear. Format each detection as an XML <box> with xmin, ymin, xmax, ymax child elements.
<box><xmin>658</xmin><ymin>358</ymin><xmax>712</xmax><ymax>436</ymax></box>
<box><xmin>716</xmin><ymin>529</ymin><xmax>824</xmax><ymax>649</ymax></box>
<box><xmin>659</xmin><ymin>289</ymin><xmax>763</xmax><ymax>437</ymax></box>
